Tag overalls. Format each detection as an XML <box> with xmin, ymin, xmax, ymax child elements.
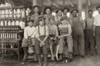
<box><xmin>72</xmin><ymin>17</ymin><xmax>85</xmax><ymax>56</ymax></box>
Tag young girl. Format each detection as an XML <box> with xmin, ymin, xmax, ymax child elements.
<box><xmin>48</xmin><ymin>17</ymin><xmax>59</xmax><ymax>60</ymax></box>
<box><xmin>35</xmin><ymin>17</ymin><xmax>49</xmax><ymax>66</ymax></box>
<box><xmin>57</xmin><ymin>17</ymin><xmax>73</xmax><ymax>62</ymax></box>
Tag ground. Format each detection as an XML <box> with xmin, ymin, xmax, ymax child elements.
<box><xmin>0</xmin><ymin>55</ymin><xmax>99</xmax><ymax>66</ymax></box>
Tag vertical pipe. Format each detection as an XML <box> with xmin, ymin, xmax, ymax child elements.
<box><xmin>63</xmin><ymin>0</ymin><xmax>65</xmax><ymax>7</ymax></box>
<box><xmin>85</xmin><ymin>0</ymin><xmax>89</xmax><ymax>19</ymax></box>
<box><xmin>78</xmin><ymin>0</ymin><xmax>82</xmax><ymax>17</ymax></box>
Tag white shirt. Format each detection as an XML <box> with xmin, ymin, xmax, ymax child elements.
<box><xmin>36</xmin><ymin>25</ymin><xmax>49</xmax><ymax>38</ymax></box>
<box><xmin>59</xmin><ymin>24</ymin><xmax>72</xmax><ymax>35</ymax></box>
<box><xmin>94</xmin><ymin>14</ymin><xmax>100</xmax><ymax>26</ymax></box>
<box><xmin>24</xmin><ymin>26</ymin><xmax>36</xmax><ymax>39</ymax></box>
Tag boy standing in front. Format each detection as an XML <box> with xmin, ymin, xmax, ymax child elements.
<box><xmin>35</xmin><ymin>17</ymin><xmax>49</xmax><ymax>66</ymax></box>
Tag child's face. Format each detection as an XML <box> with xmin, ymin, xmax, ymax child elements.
<box><xmin>50</xmin><ymin>19</ymin><xmax>55</xmax><ymax>25</ymax></box>
<box><xmin>28</xmin><ymin>22</ymin><xmax>33</xmax><ymax>27</ymax></box>
<box><xmin>39</xmin><ymin>20</ymin><xmax>45</xmax><ymax>26</ymax></box>
<box><xmin>46</xmin><ymin>9</ymin><xmax>51</xmax><ymax>14</ymax></box>
<box><xmin>34</xmin><ymin>7</ymin><xmax>39</xmax><ymax>13</ymax></box>
<box><xmin>64</xmin><ymin>9</ymin><xmax>68</xmax><ymax>14</ymax></box>
<box><xmin>62</xmin><ymin>20</ymin><xmax>69</xmax><ymax>24</ymax></box>
<box><xmin>57</xmin><ymin>10</ymin><xmax>62</xmax><ymax>16</ymax></box>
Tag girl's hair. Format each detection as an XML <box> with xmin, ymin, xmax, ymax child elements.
<box><xmin>44</xmin><ymin>7</ymin><xmax>52</xmax><ymax>14</ymax></box>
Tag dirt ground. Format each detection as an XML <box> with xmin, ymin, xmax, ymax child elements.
<box><xmin>0</xmin><ymin>55</ymin><xmax>100</xmax><ymax>66</ymax></box>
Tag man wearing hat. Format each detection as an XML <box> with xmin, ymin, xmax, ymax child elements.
<box><xmin>71</xmin><ymin>9</ymin><xmax>85</xmax><ymax>57</ymax></box>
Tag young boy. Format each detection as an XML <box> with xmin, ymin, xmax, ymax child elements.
<box><xmin>35</xmin><ymin>17</ymin><xmax>49</xmax><ymax>66</ymax></box>
<box><xmin>57</xmin><ymin>16</ymin><xmax>73</xmax><ymax>62</ymax></box>
<box><xmin>85</xmin><ymin>10</ymin><xmax>95</xmax><ymax>55</ymax></box>
<box><xmin>48</xmin><ymin>17</ymin><xmax>59</xmax><ymax>60</ymax></box>
<box><xmin>21</xmin><ymin>20</ymin><xmax>36</xmax><ymax>64</ymax></box>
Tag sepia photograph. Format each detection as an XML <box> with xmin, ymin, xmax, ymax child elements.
<box><xmin>0</xmin><ymin>0</ymin><xmax>100</xmax><ymax>66</ymax></box>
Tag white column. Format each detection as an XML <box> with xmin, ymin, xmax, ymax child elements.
<box><xmin>78</xmin><ymin>0</ymin><xmax>82</xmax><ymax>17</ymax></box>
<box><xmin>32</xmin><ymin>0</ymin><xmax>37</xmax><ymax>6</ymax></box>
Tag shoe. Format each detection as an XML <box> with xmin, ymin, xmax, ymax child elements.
<box><xmin>20</xmin><ymin>62</ymin><xmax>25</xmax><ymax>65</ymax></box>
<box><xmin>43</xmin><ymin>63</ymin><xmax>47</xmax><ymax>66</ymax></box>
<box><xmin>81</xmin><ymin>55</ymin><xmax>85</xmax><ymax>58</ymax></box>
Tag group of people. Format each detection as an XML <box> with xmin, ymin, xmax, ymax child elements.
<box><xmin>20</xmin><ymin>5</ymin><xmax>100</xmax><ymax>66</ymax></box>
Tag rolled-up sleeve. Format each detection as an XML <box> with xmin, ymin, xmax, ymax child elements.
<box><xmin>24</xmin><ymin>28</ymin><xmax>28</xmax><ymax>39</ymax></box>
<box><xmin>35</xmin><ymin>27</ymin><xmax>39</xmax><ymax>38</ymax></box>
<box><xmin>68</xmin><ymin>24</ymin><xmax>72</xmax><ymax>35</ymax></box>
<box><xmin>55</xmin><ymin>26</ymin><xmax>59</xmax><ymax>36</ymax></box>
<box><xmin>45</xmin><ymin>26</ymin><xmax>49</xmax><ymax>36</ymax></box>
<box><xmin>94</xmin><ymin>17</ymin><xmax>97</xmax><ymax>26</ymax></box>
<box><xmin>31</xmin><ymin>28</ymin><xmax>36</xmax><ymax>38</ymax></box>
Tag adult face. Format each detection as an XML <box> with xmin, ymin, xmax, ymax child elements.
<box><xmin>72</xmin><ymin>10</ymin><xmax>78</xmax><ymax>17</ymax></box>
<box><xmin>46</xmin><ymin>9</ymin><xmax>51</xmax><ymax>14</ymax></box>
<box><xmin>88</xmin><ymin>11</ymin><xmax>93</xmax><ymax>17</ymax></box>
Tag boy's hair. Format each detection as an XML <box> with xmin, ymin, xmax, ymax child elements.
<box><xmin>38</xmin><ymin>16</ymin><xmax>45</xmax><ymax>22</ymax></box>
<box><xmin>71</xmin><ymin>9</ymin><xmax>79</xmax><ymax>14</ymax></box>
<box><xmin>60</xmin><ymin>16</ymin><xmax>68</xmax><ymax>21</ymax></box>
<box><xmin>96</xmin><ymin>5</ymin><xmax>100</xmax><ymax>10</ymax></box>
<box><xmin>49</xmin><ymin>16</ymin><xmax>55</xmax><ymax>21</ymax></box>
<box><xmin>27</xmin><ymin>20</ymin><xmax>34</xmax><ymax>23</ymax></box>
<box><xmin>56</xmin><ymin>9</ymin><xmax>63</xmax><ymax>13</ymax></box>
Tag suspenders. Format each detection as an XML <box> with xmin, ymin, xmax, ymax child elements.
<box><xmin>38</xmin><ymin>25</ymin><xmax>46</xmax><ymax>36</ymax></box>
